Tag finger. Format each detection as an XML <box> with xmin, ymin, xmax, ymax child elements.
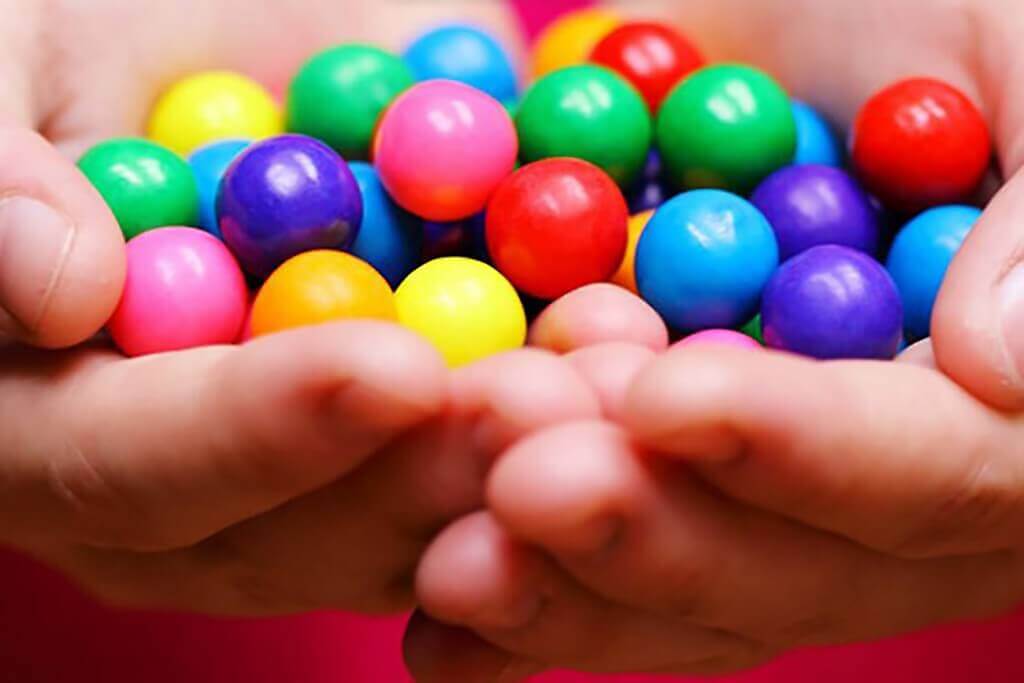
<box><xmin>529</xmin><ymin>284</ymin><xmax>669</xmax><ymax>353</ymax></box>
<box><xmin>622</xmin><ymin>347</ymin><xmax>1024</xmax><ymax>558</ymax></box>
<box><xmin>488</xmin><ymin>421</ymin><xmax>1024</xmax><ymax>645</ymax></box>
<box><xmin>2</xmin><ymin>322</ymin><xmax>445</xmax><ymax>552</ymax></box>
<box><xmin>0</xmin><ymin>129</ymin><xmax>125</xmax><ymax>346</ymax></box>
<box><xmin>566</xmin><ymin>343</ymin><xmax>656</xmax><ymax>420</ymax></box>
<box><xmin>414</xmin><ymin>512</ymin><xmax>766</xmax><ymax>676</ymax></box>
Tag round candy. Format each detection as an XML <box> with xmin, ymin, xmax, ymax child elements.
<box><xmin>741</xmin><ymin>314</ymin><xmax>764</xmax><ymax>344</ymax></box>
<box><xmin>78</xmin><ymin>138</ymin><xmax>199</xmax><ymax>240</ymax></box>
<box><xmin>349</xmin><ymin>162</ymin><xmax>422</xmax><ymax>287</ymax></box>
<box><xmin>886</xmin><ymin>205</ymin><xmax>980</xmax><ymax>341</ymax></box>
<box><xmin>675</xmin><ymin>329</ymin><xmax>762</xmax><ymax>351</ymax></box>
<box><xmin>657</xmin><ymin>64</ymin><xmax>796</xmax><ymax>194</ymax></box>
<box><xmin>751</xmin><ymin>165</ymin><xmax>880</xmax><ymax>261</ymax></box>
<box><xmin>610</xmin><ymin>210</ymin><xmax>654</xmax><ymax>294</ymax></box>
<box><xmin>791</xmin><ymin>100</ymin><xmax>843</xmax><ymax>167</ymax></box>
<box><xmin>287</xmin><ymin>44</ymin><xmax>414</xmax><ymax>160</ymax></box>
<box><xmin>532</xmin><ymin>8</ymin><xmax>620</xmax><ymax>78</ymax></box>
<box><xmin>395</xmin><ymin>256</ymin><xmax>526</xmax><ymax>367</ymax></box>
<box><xmin>628</xmin><ymin>150</ymin><xmax>671</xmax><ymax>213</ymax></box>
<box><xmin>422</xmin><ymin>218</ymin><xmax>473</xmax><ymax>261</ymax></box>
<box><xmin>636</xmin><ymin>190</ymin><xmax>779</xmax><ymax>332</ymax></box>
<box><xmin>851</xmin><ymin>78</ymin><xmax>991</xmax><ymax>212</ymax></box>
<box><xmin>590</xmin><ymin>21</ymin><xmax>704</xmax><ymax>113</ymax></box>
<box><xmin>517</xmin><ymin>65</ymin><xmax>652</xmax><ymax>186</ymax></box>
<box><xmin>250</xmin><ymin>250</ymin><xmax>396</xmax><ymax>337</ymax></box>
<box><xmin>147</xmin><ymin>71</ymin><xmax>282</xmax><ymax>156</ymax></box>
<box><xmin>188</xmin><ymin>139</ymin><xmax>250</xmax><ymax>237</ymax></box>
<box><xmin>374</xmin><ymin>80</ymin><xmax>517</xmax><ymax>222</ymax></box>
<box><xmin>487</xmin><ymin>158</ymin><xmax>629</xmax><ymax>300</ymax></box>
<box><xmin>107</xmin><ymin>227</ymin><xmax>248</xmax><ymax>357</ymax></box>
<box><xmin>403</xmin><ymin>24</ymin><xmax>518</xmax><ymax>103</ymax></box>
<box><xmin>218</xmin><ymin>134</ymin><xmax>363</xmax><ymax>279</ymax></box>
<box><xmin>762</xmin><ymin>244</ymin><xmax>903</xmax><ymax>360</ymax></box>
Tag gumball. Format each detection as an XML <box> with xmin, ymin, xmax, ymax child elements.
<box><xmin>374</xmin><ymin>80</ymin><xmax>517</xmax><ymax>222</ymax></box>
<box><xmin>349</xmin><ymin>162</ymin><xmax>422</xmax><ymax>287</ymax></box>
<box><xmin>610</xmin><ymin>210</ymin><xmax>654</xmax><ymax>294</ymax></box>
<box><xmin>657</xmin><ymin>64</ymin><xmax>796</xmax><ymax>193</ymax></box>
<box><xmin>628</xmin><ymin>150</ymin><xmax>671</xmax><ymax>213</ymax></box>
<box><xmin>403</xmin><ymin>24</ymin><xmax>518</xmax><ymax>103</ymax></box>
<box><xmin>762</xmin><ymin>245</ymin><xmax>903</xmax><ymax>360</ymax></box>
<box><xmin>517</xmin><ymin>65</ymin><xmax>652</xmax><ymax>186</ymax></box>
<box><xmin>636</xmin><ymin>190</ymin><xmax>779</xmax><ymax>332</ymax></box>
<box><xmin>78</xmin><ymin>138</ymin><xmax>198</xmax><ymax>240</ymax></box>
<box><xmin>188</xmin><ymin>139</ymin><xmax>250</xmax><ymax>237</ymax></box>
<box><xmin>395</xmin><ymin>256</ymin><xmax>526</xmax><ymax>367</ymax></box>
<box><xmin>590</xmin><ymin>22</ymin><xmax>704</xmax><ymax>113</ymax></box>
<box><xmin>791</xmin><ymin>100</ymin><xmax>843</xmax><ymax>167</ymax></box>
<box><xmin>250</xmin><ymin>250</ymin><xmax>396</xmax><ymax>337</ymax></box>
<box><xmin>147</xmin><ymin>71</ymin><xmax>282</xmax><ymax>156</ymax></box>
<box><xmin>107</xmin><ymin>227</ymin><xmax>248</xmax><ymax>357</ymax></box>
<box><xmin>741</xmin><ymin>314</ymin><xmax>764</xmax><ymax>344</ymax></box>
<box><xmin>487</xmin><ymin>158</ymin><xmax>629</xmax><ymax>300</ymax></box>
<box><xmin>886</xmin><ymin>205</ymin><xmax>981</xmax><ymax>341</ymax></box>
<box><xmin>532</xmin><ymin>8</ymin><xmax>620</xmax><ymax>78</ymax></box>
<box><xmin>422</xmin><ymin>219</ymin><xmax>473</xmax><ymax>261</ymax></box>
<box><xmin>287</xmin><ymin>45</ymin><xmax>414</xmax><ymax>160</ymax></box>
<box><xmin>218</xmin><ymin>134</ymin><xmax>363</xmax><ymax>279</ymax></box>
<box><xmin>851</xmin><ymin>78</ymin><xmax>991</xmax><ymax>212</ymax></box>
<box><xmin>675</xmin><ymin>329</ymin><xmax>762</xmax><ymax>351</ymax></box>
<box><xmin>751</xmin><ymin>165</ymin><xmax>880</xmax><ymax>261</ymax></box>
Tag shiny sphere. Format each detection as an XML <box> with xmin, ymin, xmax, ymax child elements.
<box><xmin>762</xmin><ymin>245</ymin><xmax>903</xmax><ymax>360</ymax></box>
<box><xmin>636</xmin><ymin>190</ymin><xmax>779</xmax><ymax>332</ymax></box>
<box><xmin>78</xmin><ymin>137</ymin><xmax>198</xmax><ymax>240</ymax></box>
<box><xmin>657</xmin><ymin>64</ymin><xmax>796</xmax><ymax>193</ymax></box>
<box><xmin>107</xmin><ymin>227</ymin><xmax>249</xmax><ymax>357</ymax></box>
<box><xmin>147</xmin><ymin>71</ymin><xmax>282</xmax><ymax>156</ymax></box>
<box><xmin>851</xmin><ymin>78</ymin><xmax>991</xmax><ymax>212</ymax></box>
<box><xmin>218</xmin><ymin>134</ymin><xmax>363</xmax><ymax>279</ymax></box>
<box><xmin>487</xmin><ymin>158</ymin><xmax>629</xmax><ymax>300</ymax></box>
<box><xmin>404</xmin><ymin>24</ymin><xmax>518</xmax><ymax>102</ymax></box>
<box><xmin>627</xmin><ymin>149</ymin><xmax>671</xmax><ymax>213</ymax></box>
<box><xmin>532</xmin><ymin>8</ymin><xmax>620</xmax><ymax>78</ymax></box>
<box><xmin>791</xmin><ymin>100</ymin><xmax>843</xmax><ymax>167</ymax></box>
<box><xmin>349</xmin><ymin>162</ymin><xmax>422</xmax><ymax>287</ymax></box>
<box><xmin>751</xmin><ymin>164</ymin><xmax>880</xmax><ymax>261</ymax></box>
<box><xmin>675</xmin><ymin>329</ymin><xmax>762</xmax><ymax>351</ymax></box>
<box><xmin>188</xmin><ymin>138</ymin><xmax>250</xmax><ymax>237</ymax></box>
<box><xmin>287</xmin><ymin>45</ymin><xmax>414</xmax><ymax>160</ymax></box>
<box><xmin>887</xmin><ymin>205</ymin><xmax>980</xmax><ymax>341</ymax></box>
<box><xmin>395</xmin><ymin>256</ymin><xmax>526</xmax><ymax>367</ymax></box>
<box><xmin>590</xmin><ymin>21</ymin><xmax>704</xmax><ymax>113</ymax></box>
<box><xmin>517</xmin><ymin>65</ymin><xmax>652</xmax><ymax>186</ymax></box>
<box><xmin>374</xmin><ymin>80</ymin><xmax>517</xmax><ymax>221</ymax></box>
<box><xmin>610</xmin><ymin>210</ymin><xmax>654</xmax><ymax>294</ymax></box>
<box><xmin>250</xmin><ymin>250</ymin><xmax>396</xmax><ymax>337</ymax></box>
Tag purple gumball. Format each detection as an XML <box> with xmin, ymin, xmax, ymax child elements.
<box><xmin>218</xmin><ymin>134</ymin><xmax>363</xmax><ymax>278</ymax></box>
<box><xmin>762</xmin><ymin>244</ymin><xmax>903</xmax><ymax>360</ymax></box>
<box><xmin>751</xmin><ymin>165</ymin><xmax>880</xmax><ymax>262</ymax></box>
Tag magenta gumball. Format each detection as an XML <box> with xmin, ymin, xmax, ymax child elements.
<box><xmin>674</xmin><ymin>329</ymin><xmax>762</xmax><ymax>350</ymax></box>
<box><xmin>107</xmin><ymin>227</ymin><xmax>249</xmax><ymax>357</ymax></box>
<box><xmin>374</xmin><ymin>79</ymin><xmax>517</xmax><ymax>221</ymax></box>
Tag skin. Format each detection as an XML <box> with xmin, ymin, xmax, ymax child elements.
<box><xmin>406</xmin><ymin>0</ymin><xmax>1024</xmax><ymax>680</ymax></box>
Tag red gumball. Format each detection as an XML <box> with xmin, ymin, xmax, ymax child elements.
<box><xmin>851</xmin><ymin>77</ymin><xmax>991</xmax><ymax>213</ymax></box>
<box><xmin>487</xmin><ymin>158</ymin><xmax>628</xmax><ymax>300</ymax></box>
<box><xmin>590</xmin><ymin>21</ymin><xmax>704</xmax><ymax>113</ymax></box>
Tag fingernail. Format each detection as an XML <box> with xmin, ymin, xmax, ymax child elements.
<box><xmin>999</xmin><ymin>264</ymin><xmax>1024</xmax><ymax>380</ymax></box>
<box><xmin>0</xmin><ymin>196</ymin><xmax>74</xmax><ymax>334</ymax></box>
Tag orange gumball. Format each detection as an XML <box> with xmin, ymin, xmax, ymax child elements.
<box><xmin>610</xmin><ymin>210</ymin><xmax>654</xmax><ymax>294</ymax></box>
<box><xmin>532</xmin><ymin>8</ymin><xmax>620</xmax><ymax>78</ymax></box>
<box><xmin>251</xmin><ymin>250</ymin><xmax>396</xmax><ymax>336</ymax></box>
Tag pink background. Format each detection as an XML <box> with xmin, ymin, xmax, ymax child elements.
<box><xmin>4</xmin><ymin>2</ymin><xmax>1024</xmax><ymax>682</ymax></box>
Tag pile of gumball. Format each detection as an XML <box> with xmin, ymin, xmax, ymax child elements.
<box><xmin>79</xmin><ymin>8</ymin><xmax>992</xmax><ymax>366</ymax></box>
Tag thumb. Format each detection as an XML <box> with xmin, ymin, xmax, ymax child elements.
<box><xmin>0</xmin><ymin>128</ymin><xmax>125</xmax><ymax>348</ymax></box>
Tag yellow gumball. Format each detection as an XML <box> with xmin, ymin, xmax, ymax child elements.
<box><xmin>532</xmin><ymin>8</ymin><xmax>621</xmax><ymax>78</ymax></box>
<box><xmin>395</xmin><ymin>257</ymin><xmax>527</xmax><ymax>367</ymax></box>
<box><xmin>610</xmin><ymin>210</ymin><xmax>654</xmax><ymax>294</ymax></box>
<box><xmin>147</xmin><ymin>71</ymin><xmax>283</xmax><ymax>156</ymax></box>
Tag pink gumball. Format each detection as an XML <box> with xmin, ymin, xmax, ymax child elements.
<box><xmin>674</xmin><ymin>329</ymin><xmax>762</xmax><ymax>351</ymax></box>
<box><xmin>107</xmin><ymin>227</ymin><xmax>249</xmax><ymax>356</ymax></box>
<box><xmin>374</xmin><ymin>79</ymin><xmax>518</xmax><ymax>221</ymax></box>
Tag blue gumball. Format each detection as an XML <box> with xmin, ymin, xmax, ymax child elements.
<box><xmin>188</xmin><ymin>139</ymin><xmax>250</xmax><ymax>237</ymax></box>
<box><xmin>349</xmin><ymin>162</ymin><xmax>422</xmax><ymax>287</ymax></box>
<box><xmin>886</xmin><ymin>205</ymin><xmax>981</xmax><ymax>341</ymax></box>
<box><xmin>791</xmin><ymin>100</ymin><xmax>843</xmax><ymax>167</ymax></box>
<box><xmin>636</xmin><ymin>190</ymin><xmax>779</xmax><ymax>332</ymax></box>
<box><xmin>404</xmin><ymin>24</ymin><xmax>519</xmax><ymax>102</ymax></box>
